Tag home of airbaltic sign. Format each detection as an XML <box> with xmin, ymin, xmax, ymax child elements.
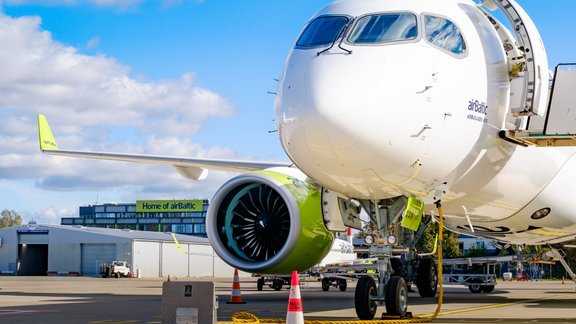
<box><xmin>136</xmin><ymin>200</ymin><xmax>203</xmax><ymax>213</ymax></box>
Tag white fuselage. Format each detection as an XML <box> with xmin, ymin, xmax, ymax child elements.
<box><xmin>318</xmin><ymin>238</ymin><xmax>357</xmax><ymax>266</ymax></box>
<box><xmin>275</xmin><ymin>0</ymin><xmax>576</xmax><ymax>245</ymax></box>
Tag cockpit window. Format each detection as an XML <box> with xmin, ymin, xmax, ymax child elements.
<box><xmin>348</xmin><ymin>13</ymin><xmax>417</xmax><ymax>44</ymax></box>
<box><xmin>424</xmin><ymin>15</ymin><xmax>466</xmax><ymax>54</ymax></box>
<box><xmin>295</xmin><ymin>16</ymin><xmax>349</xmax><ymax>49</ymax></box>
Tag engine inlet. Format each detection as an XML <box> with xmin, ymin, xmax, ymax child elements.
<box><xmin>216</xmin><ymin>182</ymin><xmax>290</xmax><ymax>262</ymax></box>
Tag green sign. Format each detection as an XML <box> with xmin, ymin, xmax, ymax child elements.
<box><xmin>401</xmin><ymin>197</ymin><xmax>424</xmax><ymax>231</ymax></box>
<box><xmin>136</xmin><ymin>200</ymin><xmax>203</xmax><ymax>213</ymax></box>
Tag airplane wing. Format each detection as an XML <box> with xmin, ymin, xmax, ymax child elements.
<box><xmin>37</xmin><ymin>114</ymin><xmax>293</xmax><ymax>180</ymax></box>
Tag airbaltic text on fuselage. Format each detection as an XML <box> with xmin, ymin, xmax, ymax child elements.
<box><xmin>467</xmin><ymin>99</ymin><xmax>488</xmax><ymax>123</ymax></box>
<box><xmin>136</xmin><ymin>199</ymin><xmax>203</xmax><ymax>213</ymax></box>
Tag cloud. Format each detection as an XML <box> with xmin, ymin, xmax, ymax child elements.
<box><xmin>0</xmin><ymin>12</ymin><xmax>237</xmax><ymax>201</ymax></box>
<box><xmin>28</xmin><ymin>206</ymin><xmax>77</xmax><ymax>224</ymax></box>
<box><xmin>0</xmin><ymin>14</ymin><xmax>234</xmax><ymax>133</ymax></box>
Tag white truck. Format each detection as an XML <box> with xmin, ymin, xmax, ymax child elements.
<box><xmin>100</xmin><ymin>261</ymin><xmax>131</xmax><ymax>278</ymax></box>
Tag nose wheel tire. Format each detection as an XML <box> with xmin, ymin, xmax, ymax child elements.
<box><xmin>355</xmin><ymin>276</ymin><xmax>378</xmax><ymax>320</ymax></box>
<box><xmin>385</xmin><ymin>276</ymin><xmax>408</xmax><ymax>317</ymax></box>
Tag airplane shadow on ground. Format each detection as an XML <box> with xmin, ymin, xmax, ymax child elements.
<box><xmin>0</xmin><ymin>291</ymin><xmax>162</xmax><ymax>324</ymax></box>
<box><xmin>1</xmin><ymin>282</ymin><xmax>574</xmax><ymax>323</ymax></box>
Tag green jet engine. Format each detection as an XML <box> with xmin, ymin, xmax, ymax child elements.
<box><xmin>206</xmin><ymin>168</ymin><xmax>334</xmax><ymax>274</ymax></box>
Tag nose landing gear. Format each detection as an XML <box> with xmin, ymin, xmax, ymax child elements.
<box><xmin>353</xmin><ymin>197</ymin><xmax>444</xmax><ymax>320</ymax></box>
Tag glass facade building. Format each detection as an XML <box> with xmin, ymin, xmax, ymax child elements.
<box><xmin>61</xmin><ymin>199</ymin><xmax>209</xmax><ymax>237</ymax></box>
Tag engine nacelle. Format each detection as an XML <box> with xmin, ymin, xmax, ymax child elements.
<box><xmin>206</xmin><ymin>168</ymin><xmax>334</xmax><ymax>274</ymax></box>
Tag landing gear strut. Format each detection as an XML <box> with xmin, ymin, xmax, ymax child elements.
<box><xmin>353</xmin><ymin>196</ymin><xmax>435</xmax><ymax>320</ymax></box>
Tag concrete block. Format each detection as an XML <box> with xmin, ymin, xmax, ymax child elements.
<box><xmin>161</xmin><ymin>281</ymin><xmax>216</xmax><ymax>324</ymax></box>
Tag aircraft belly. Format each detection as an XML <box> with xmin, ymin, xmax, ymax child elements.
<box><xmin>442</xmin><ymin>147</ymin><xmax>576</xmax><ymax>244</ymax></box>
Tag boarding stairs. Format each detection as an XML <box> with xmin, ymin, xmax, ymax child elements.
<box><xmin>477</xmin><ymin>1</ymin><xmax>576</xmax><ymax>147</ymax></box>
<box><xmin>501</xmin><ymin>64</ymin><xmax>576</xmax><ymax>147</ymax></box>
<box><xmin>545</xmin><ymin>247</ymin><xmax>576</xmax><ymax>281</ymax></box>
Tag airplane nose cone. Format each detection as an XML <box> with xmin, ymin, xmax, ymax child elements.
<box><xmin>276</xmin><ymin>50</ymin><xmax>430</xmax><ymax>197</ymax></box>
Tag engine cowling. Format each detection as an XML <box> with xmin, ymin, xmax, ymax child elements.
<box><xmin>206</xmin><ymin>168</ymin><xmax>334</xmax><ymax>274</ymax></box>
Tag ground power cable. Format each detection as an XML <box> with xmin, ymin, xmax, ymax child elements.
<box><xmin>221</xmin><ymin>201</ymin><xmax>445</xmax><ymax>324</ymax></box>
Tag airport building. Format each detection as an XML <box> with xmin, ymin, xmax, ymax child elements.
<box><xmin>60</xmin><ymin>199</ymin><xmax>209</xmax><ymax>237</ymax></box>
<box><xmin>458</xmin><ymin>235</ymin><xmax>498</xmax><ymax>255</ymax></box>
<box><xmin>0</xmin><ymin>223</ymin><xmax>242</xmax><ymax>278</ymax></box>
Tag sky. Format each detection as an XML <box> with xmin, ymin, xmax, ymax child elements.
<box><xmin>0</xmin><ymin>0</ymin><xmax>575</xmax><ymax>225</ymax></box>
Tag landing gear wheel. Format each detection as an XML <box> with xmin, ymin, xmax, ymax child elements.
<box><xmin>468</xmin><ymin>279</ymin><xmax>483</xmax><ymax>293</ymax></box>
<box><xmin>355</xmin><ymin>276</ymin><xmax>378</xmax><ymax>320</ymax></box>
<box><xmin>257</xmin><ymin>278</ymin><xmax>264</xmax><ymax>291</ymax></box>
<box><xmin>322</xmin><ymin>278</ymin><xmax>330</xmax><ymax>291</ymax></box>
<box><xmin>272</xmin><ymin>278</ymin><xmax>283</xmax><ymax>291</ymax></box>
<box><xmin>481</xmin><ymin>284</ymin><xmax>495</xmax><ymax>293</ymax></box>
<box><xmin>338</xmin><ymin>279</ymin><xmax>347</xmax><ymax>292</ymax></box>
<box><xmin>385</xmin><ymin>276</ymin><xmax>408</xmax><ymax>317</ymax></box>
<box><xmin>416</xmin><ymin>258</ymin><xmax>438</xmax><ymax>297</ymax></box>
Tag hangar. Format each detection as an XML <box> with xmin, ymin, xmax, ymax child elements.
<box><xmin>0</xmin><ymin>223</ymin><xmax>238</xmax><ymax>278</ymax></box>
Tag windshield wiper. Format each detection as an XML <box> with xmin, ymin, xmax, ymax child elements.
<box><xmin>317</xmin><ymin>23</ymin><xmax>353</xmax><ymax>56</ymax></box>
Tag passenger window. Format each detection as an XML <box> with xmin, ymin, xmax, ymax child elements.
<box><xmin>295</xmin><ymin>16</ymin><xmax>349</xmax><ymax>49</ymax></box>
<box><xmin>348</xmin><ymin>13</ymin><xmax>417</xmax><ymax>44</ymax></box>
<box><xmin>424</xmin><ymin>15</ymin><xmax>466</xmax><ymax>54</ymax></box>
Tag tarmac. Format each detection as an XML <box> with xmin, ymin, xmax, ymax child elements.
<box><xmin>0</xmin><ymin>276</ymin><xmax>575</xmax><ymax>323</ymax></box>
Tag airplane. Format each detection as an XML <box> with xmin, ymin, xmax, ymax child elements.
<box><xmin>170</xmin><ymin>229</ymin><xmax>356</xmax><ymax>291</ymax></box>
<box><xmin>37</xmin><ymin>0</ymin><xmax>576</xmax><ymax>320</ymax></box>
<box><xmin>254</xmin><ymin>236</ymin><xmax>357</xmax><ymax>292</ymax></box>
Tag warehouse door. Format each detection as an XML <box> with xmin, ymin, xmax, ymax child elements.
<box><xmin>17</xmin><ymin>244</ymin><xmax>48</xmax><ymax>276</ymax></box>
<box><xmin>18</xmin><ymin>233</ymin><xmax>49</xmax><ymax>276</ymax></box>
<box><xmin>81</xmin><ymin>244</ymin><xmax>116</xmax><ymax>276</ymax></box>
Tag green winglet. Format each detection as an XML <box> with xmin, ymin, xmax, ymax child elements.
<box><xmin>37</xmin><ymin>114</ymin><xmax>59</xmax><ymax>150</ymax></box>
<box><xmin>171</xmin><ymin>233</ymin><xmax>189</xmax><ymax>255</ymax></box>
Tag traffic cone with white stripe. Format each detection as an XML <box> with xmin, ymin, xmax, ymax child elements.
<box><xmin>286</xmin><ymin>271</ymin><xmax>304</xmax><ymax>324</ymax></box>
<box><xmin>227</xmin><ymin>268</ymin><xmax>246</xmax><ymax>304</ymax></box>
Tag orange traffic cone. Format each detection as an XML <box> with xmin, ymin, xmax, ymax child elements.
<box><xmin>562</xmin><ymin>276</ymin><xmax>565</xmax><ymax>284</ymax></box>
<box><xmin>286</xmin><ymin>271</ymin><xmax>304</xmax><ymax>324</ymax></box>
<box><xmin>227</xmin><ymin>268</ymin><xmax>246</xmax><ymax>304</ymax></box>
<box><xmin>167</xmin><ymin>274</ymin><xmax>171</xmax><ymax>282</ymax></box>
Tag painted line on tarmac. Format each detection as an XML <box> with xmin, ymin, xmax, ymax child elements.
<box><xmin>0</xmin><ymin>310</ymin><xmax>58</xmax><ymax>315</ymax></box>
<box><xmin>419</xmin><ymin>294</ymin><xmax>566</xmax><ymax>317</ymax></box>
